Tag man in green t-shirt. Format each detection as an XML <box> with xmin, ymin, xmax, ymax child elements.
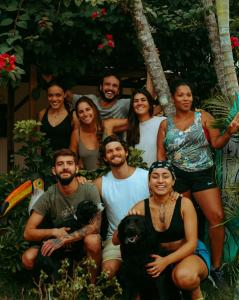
<box><xmin>22</xmin><ymin>148</ymin><xmax>102</xmax><ymax>278</ymax></box>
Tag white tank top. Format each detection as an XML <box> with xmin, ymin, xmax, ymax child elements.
<box><xmin>102</xmin><ymin>168</ymin><xmax>149</xmax><ymax>239</ymax></box>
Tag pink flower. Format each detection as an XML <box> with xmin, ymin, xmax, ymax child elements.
<box><xmin>230</xmin><ymin>36</ymin><xmax>239</xmax><ymax>49</ymax></box>
<box><xmin>97</xmin><ymin>43</ymin><xmax>104</xmax><ymax>49</ymax></box>
<box><xmin>105</xmin><ymin>34</ymin><xmax>113</xmax><ymax>40</ymax></box>
<box><xmin>108</xmin><ymin>40</ymin><xmax>115</xmax><ymax>48</ymax></box>
<box><xmin>101</xmin><ymin>8</ymin><xmax>107</xmax><ymax>16</ymax></box>
<box><xmin>91</xmin><ymin>11</ymin><xmax>98</xmax><ymax>20</ymax></box>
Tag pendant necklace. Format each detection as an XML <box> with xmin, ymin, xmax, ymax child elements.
<box><xmin>159</xmin><ymin>203</ymin><xmax>166</xmax><ymax>223</ymax></box>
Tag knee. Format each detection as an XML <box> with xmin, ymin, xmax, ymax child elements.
<box><xmin>172</xmin><ymin>268</ymin><xmax>199</xmax><ymax>290</ymax></box>
<box><xmin>102</xmin><ymin>260</ymin><xmax>121</xmax><ymax>278</ymax></box>
<box><xmin>22</xmin><ymin>248</ymin><xmax>38</xmax><ymax>270</ymax></box>
<box><xmin>208</xmin><ymin>209</ymin><xmax>224</xmax><ymax>226</ymax></box>
<box><xmin>84</xmin><ymin>234</ymin><xmax>101</xmax><ymax>254</ymax></box>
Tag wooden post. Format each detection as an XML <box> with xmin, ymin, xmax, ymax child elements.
<box><xmin>29</xmin><ymin>65</ymin><xmax>37</xmax><ymax>119</ymax></box>
<box><xmin>7</xmin><ymin>84</ymin><xmax>15</xmax><ymax>172</ymax></box>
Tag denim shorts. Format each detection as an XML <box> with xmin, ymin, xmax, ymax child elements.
<box><xmin>195</xmin><ymin>240</ymin><xmax>211</xmax><ymax>273</ymax></box>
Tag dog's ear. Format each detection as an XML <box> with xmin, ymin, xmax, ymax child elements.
<box><xmin>118</xmin><ymin>216</ymin><xmax>127</xmax><ymax>244</ymax></box>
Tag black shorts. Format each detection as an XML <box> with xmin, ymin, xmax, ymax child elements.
<box><xmin>173</xmin><ymin>165</ymin><xmax>217</xmax><ymax>193</ymax></box>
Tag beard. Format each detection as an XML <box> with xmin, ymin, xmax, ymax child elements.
<box><xmin>100</xmin><ymin>90</ymin><xmax>119</xmax><ymax>103</ymax></box>
<box><xmin>55</xmin><ymin>173</ymin><xmax>75</xmax><ymax>186</ymax></box>
<box><xmin>107</xmin><ymin>156</ymin><xmax>126</xmax><ymax>168</ymax></box>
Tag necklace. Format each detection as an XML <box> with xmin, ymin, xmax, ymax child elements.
<box><xmin>159</xmin><ymin>203</ymin><xmax>166</xmax><ymax>223</ymax></box>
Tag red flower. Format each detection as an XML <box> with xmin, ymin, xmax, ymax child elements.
<box><xmin>0</xmin><ymin>53</ymin><xmax>16</xmax><ymax>72</ymax></box>
<box><xmin>101</xmin><ymin>8</ymin><xmax>107</xmax><ymax>16</ymax></box>
<box><xmin>108</xmin><ymin>40</ymin><xmax>115</xmax><ymax>48</ymax></box>
<box><xmin>97</xmin><ymin>43</ymin><xmax>104</xmax><ymax>49</ymax></box>
<box><xmin>105</xmin><ymin>34</ymin><xmax>113</xmax><ymax>40</ymax></box>
<box><xmin>91</xmin><ymin>11</ymin><xmax>98</xmax><ymax>20</ymax></box>
<box><xmin>230</xmin><ymin>36</ymin><xmax>239</xmax><ymax>49</ymax></box>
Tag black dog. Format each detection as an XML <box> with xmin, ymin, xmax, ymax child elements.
<box><xmin>117</xmin><ymin>215</ymin><xmax>181</xmax><ymax>300</ymax></box>
<box><xmin>36</xmin><ymin>200</ymin><xmax>103</xmax><ymax>280</ymax></box>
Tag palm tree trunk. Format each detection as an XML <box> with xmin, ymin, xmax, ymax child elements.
<box><xmin>130</xmin><ymin>0</ymin><xmax>175</xmax><ymax>116</ymax></box>
<box><xmin>202</xmin><ymin>0</ymin><xmax>227</xmax><ymax>96</ymax></box>
<box><xmin>215</xmin><ymin>0</ymin><xmax>239</xmax><ymax>96</ymax></box>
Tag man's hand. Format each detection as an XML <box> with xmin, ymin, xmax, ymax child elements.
<box><xmin>52</xmin><ymin>227</ymin><xmax>71</xmax><ymax>238</ymax></box>
<box><xmin>41</xmin><ymin>237</ymin><xmax>65</xmax><ymax>256</ymax></box>
<box><xmin>76</xmin><ymin>176</ymin><xmax>90</xmax><ymax>184</ymax></box>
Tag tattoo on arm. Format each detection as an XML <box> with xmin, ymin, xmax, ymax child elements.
<box><xmin>64</xmin><ymin>212</ymin><xmax>101</xmax><ymax>243</ymax></box>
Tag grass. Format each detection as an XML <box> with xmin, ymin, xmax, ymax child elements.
<box><xmin>0</xmin><ymin>270</ymin><xmax>237</xmax><ymax>300</ymax></box>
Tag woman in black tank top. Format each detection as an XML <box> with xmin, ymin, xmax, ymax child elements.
<box><xmin>39</xmin><ymin>81</ymin><xmax>78</xmax><ymax>151</ymax></box>
<box><xmin>128</xmin><ymin>161</ymin><xmax>209</xmax><ymax>300</ymax></box>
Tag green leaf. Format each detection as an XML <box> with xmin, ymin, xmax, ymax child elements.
<box><xmin>0</xmin><ymin>18</ymin><xmax>13</xmax><ymax>26</ymax></box>
<box><xmin>5</xmin><ymin>3</ymin><xmax>18</xmax><ymax>11</ymax></box>
<box><xmin>0</xmin><ymin>43</ymin><xmax>12</xmax><ymax>53</ymax></box>
<box><xmin>8</xmin><ymin>72</ymin><xmax>16</xmax><ymax>81</ymax></box>
<box><xmin>74</xmin><ymin>0</ymin><xmax>83</xmax><ymax>6</ymax></box>
<box><xmin>6</xmin><ymin>35</ymin><xmax>21</xmax><ymax>46</ymax></box>
<box><xmin>63</xmin><ymin>0</ymin><xmax>71</xmax><ymax>7</ymax></box>
<box><xmin>64</xmin><ymin>20</ymin><xmax>74</xmax><ymax>27</ymax></box>
<box><xmin>16</xmin><ymin>21</ymin><xmax>28</xmax><ymax>29</ymax></box>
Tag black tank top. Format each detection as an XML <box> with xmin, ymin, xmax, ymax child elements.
<box><xmin>41</xmin><ymin>108</ymin><xmax>72</xmax><ymax>151</ymax></box>
<box><xmin>144</xmin><ymin>196</ymin><xmax>185</xmax><ymax>243</ymax></box>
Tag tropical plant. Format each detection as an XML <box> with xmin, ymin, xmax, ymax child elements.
<box><xmin>0</xmin><ymin>120</ymin><xmax>54</xmax><ymax>273</ymax></box>
<box><xmin>31</xmin><ymin>258</ymin><xmax>122</xmax><ymax>300</ymax></box>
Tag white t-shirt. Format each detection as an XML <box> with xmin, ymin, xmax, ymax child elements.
<box><xmin>102</xmin><ymin>168</ymin><xmax>149</xmax><ymax>239</ymax></box>
<box><xmin>135</xmin><ymin>116</ymin><xmax>166</xmax><ymax>167</ymax></box>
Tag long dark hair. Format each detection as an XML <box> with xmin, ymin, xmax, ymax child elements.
<box><xmin>126</xmin><ymin>88</ymin><xmax>154</xmax><ymax>146</ymax></box>
<box><xmin>75</xmin><ymin>96</ymin><xmax>103</xmax><ymax>142</ymax></box>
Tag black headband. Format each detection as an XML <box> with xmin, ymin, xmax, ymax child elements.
<box><xmin>148</xmin><ymin>160</ymin><xmax>176</xmax><ymax>179</ymax></box>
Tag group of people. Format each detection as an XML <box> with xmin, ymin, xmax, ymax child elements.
<box><xmin>21</xmin><ymin>73</ymin><xmax>239</xmax><ymax>299</ymax></box>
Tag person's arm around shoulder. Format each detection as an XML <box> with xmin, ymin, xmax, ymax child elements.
<box><xmin>202</xmin><ymin>111</ymin><xmax>239</xmax><ymax>149</ymax></box>
<box><xmin>70</xmin><ymin>127</ymin><xmax>80</xmax><ymax>155</ymax></box>
<box><xmin>103</xmin><ymin>118</ymin><xmax>128</xmax><ymax>136</ymax></box>
<box><xmin>24</xmin><ymin>211</ymin><xmax>70</xmax><ymax>242</ymax></box>
<box><xmin>93</xmin><ymin>176</ymin><xmax>103</xmax><ymax>197</ymax></box>
<box><xmin>38</xmin><ymin>108</ymin><xmax>46</xmax><ymax>122</ymax></box>
<box><xmin>71</xmin><ymin>110</ymin><xmax>80</xmax><ymax>130</ymax></box>
<box><xmin>157</xmin><ymin>119</ymin><xmax>168</xmax><ymax>160</ymax></box>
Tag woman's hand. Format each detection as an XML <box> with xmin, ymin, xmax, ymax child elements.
<box><xmin>127</xmin><ymin>209</ymin><xmax>142</xmax><ymax>216</ymax></box>
<box><xmin>146</xmin><ymin>254</ymin><xmax>169</xmax><ymax>278</ymax></box>
<box><xmin>227</xmin><ymin>112</ymin><xmax>239</xmax><ymax>135</ymax></box>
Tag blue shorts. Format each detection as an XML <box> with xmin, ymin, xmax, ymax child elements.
<box><xmin>195</xmin><ymin>240</ymin><xmax>211</xmax><ymax>273</ymax></box>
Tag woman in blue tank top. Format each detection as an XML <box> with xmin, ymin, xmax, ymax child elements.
<box><xmin>157</xmin><ymin>79</ymin><xmax>239</xmax><ymax>286</ymax></box>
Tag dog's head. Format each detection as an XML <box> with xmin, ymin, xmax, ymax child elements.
<box><xmin>118</xmin><ymin>215</ymin><xmax>147</xmax><ymax>247</ymax></box>
<box><xmin>75</xmin><ymin>200</ymin><xmax>103</xmax><ymax>227</ymax></box>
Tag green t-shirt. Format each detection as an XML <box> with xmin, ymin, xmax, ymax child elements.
<box><xmin>33</xmin><ymin>183</ymin><xmax>101</xmax><ymax>227</ymax></box>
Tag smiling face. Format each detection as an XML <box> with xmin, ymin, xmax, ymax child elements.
<box><xmin>173</xmin><ymin>85</ymin><xmax>193</xmax><ymax>112</ymax></box>
<box><xmin>104</xmin><ymin>141</ymin><xmax>128</xmax><ymax>167</ymax></box>
<box><xmin>47</xmin><ymin>85</ymin><xmax>65</xmax><ymax>110</ymax></box>
<box><xmin>149</xmin><ymin>168</ymin><xmax>174</xmax><ymax>196</ymax></box>
<box><xmin>52</xmin><ymin>155</ymin><xmax>78</xmax><ymax>185</ymax></box>
<box><xmin>76</xmin><ymin>101</ymin><xmax>95</xmax><ymax>125</ymax></box>
<box><xmin>133</xmin><ymin>92</ymin><xmax>150</xmax><ymax>117</ymax></box>
<box><xmin>100</xmin><ymin>75</ymin><xmax>120</xmax><ymax>103</ymax></box>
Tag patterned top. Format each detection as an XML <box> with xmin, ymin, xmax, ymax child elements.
<box><xmin>164</xmin><ymin>111</ymin><xmax>213</xmax><ymax>172</ymax></box>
